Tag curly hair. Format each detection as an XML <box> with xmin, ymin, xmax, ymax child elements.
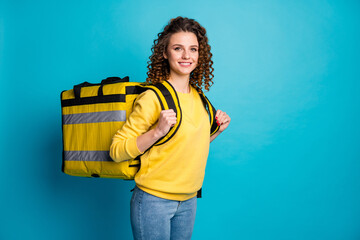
<box><xmin>146</xmin><ymin>16</ymin><xmax>214</xmax><ymax>93</ymax></box>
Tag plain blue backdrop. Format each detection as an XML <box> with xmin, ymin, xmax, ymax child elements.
<box><xmin>1</xmin><ymin>0</ymin><xmax>359</xmax><ymax>239</ymax></box>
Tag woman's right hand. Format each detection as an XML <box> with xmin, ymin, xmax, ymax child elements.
<box><xmin>154</xmin><ymin>109</ymin><xmax>177</xmax><ymax>138</ymax></box>
<box><xmin>132</xmin><ymin>109</ymin><xmax>177</xmax><ymax>154</ymax></box>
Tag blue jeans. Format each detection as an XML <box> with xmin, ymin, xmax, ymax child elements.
<box><xmin>130</xmin><ymin>186</ymin><xmax>197</xmax><ymax>240</ymax></box>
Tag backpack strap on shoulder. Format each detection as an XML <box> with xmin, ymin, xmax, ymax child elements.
<box><xmin>199</xmin><ymin>93</ymin><xmax>220</xmax><ymax>136</ymax></box>
<box><xmin>141</xmin><ymin>80</ymin><xmax>182</xmax><ymax>146</ymax></box>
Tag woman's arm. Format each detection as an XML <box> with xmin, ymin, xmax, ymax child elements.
<box><xmin>136</xmin><ymin>109</ymin><xmax>177</xmax><ymax>152</ymax></box>
<box><xmin>210</xmin><ymin>109</ymin><xmax>231</xmax><ymax>143</ymax></box>
<box><xmin>110</xmin><ymin>90</ymin><xmax>163</xmax><ymax>162</ymax></box>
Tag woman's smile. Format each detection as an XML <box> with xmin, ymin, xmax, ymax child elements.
<box><xmin>179</xmin><ymin>62</ymin><xmax>193</xmax><ymax>67</ymax></box>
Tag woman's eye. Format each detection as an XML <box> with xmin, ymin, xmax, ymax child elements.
<box><xmin>174</xmin><ymin>47</ymin><xmax>181</xmax><ymax>51</ymax></box>
<box><xmin>191</xmin><ymin>48</ymin><xmax>198</xmax><ymax>52</ymax></box>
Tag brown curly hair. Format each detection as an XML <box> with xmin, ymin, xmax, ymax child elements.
<box><xmin>146</xmin><ymin>16</ymin><xmax>214</xmax><ymax>93</ymax></box>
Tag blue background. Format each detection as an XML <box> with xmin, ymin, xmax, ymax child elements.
<box><xmin>1</xmin><ymin>0</ymin><xmax>359</xmax><ymax>239</ymax></box>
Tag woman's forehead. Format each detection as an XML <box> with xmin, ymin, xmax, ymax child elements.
<box><xmin>168</xmin><ymin>32</ymin><xmax>198</xmax><ymax>46</ymax></box>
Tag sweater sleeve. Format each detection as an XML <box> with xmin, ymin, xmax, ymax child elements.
<box><xmin>110</xmin><ymin>90</ymin><xmax>161</xmax><ymax>162</ymax></box>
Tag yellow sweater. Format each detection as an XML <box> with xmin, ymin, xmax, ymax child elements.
<box><xmin>110</xmin><ymin>85</ymin><xmax>210</xmax><ymax>201</ymax></box>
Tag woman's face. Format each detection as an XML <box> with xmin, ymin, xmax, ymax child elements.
<box><xmin>163</xmin><ymin>31</ymin><xmax>199</xmax><ymax>78</ymax></box>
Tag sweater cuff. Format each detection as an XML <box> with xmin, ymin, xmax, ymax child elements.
<box><xmin>127</xmin><ymin>137</ymin><xmax>144</xmax><ymax>158</ymax></box>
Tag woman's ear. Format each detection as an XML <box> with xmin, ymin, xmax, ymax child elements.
<box><xmin>163</xmin><ymin>47</ymin><xmax>168</xmax><ymax>59</ymax></box>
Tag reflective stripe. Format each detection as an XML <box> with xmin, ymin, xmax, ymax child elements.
<box><xmin>64</xmin><ymin>151</ymin><xmax>113</xmax><ymax>162</ymax></box>
<box><xmin>63</xmin><ymin>110</ymin><xmax>126</xmax><ymax>125</ymax></box>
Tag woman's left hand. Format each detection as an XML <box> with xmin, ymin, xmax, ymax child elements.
<box><xmin>215</xmin><ymin>109</ymin><xmax>231</xmax><ymax>133</ymax></box>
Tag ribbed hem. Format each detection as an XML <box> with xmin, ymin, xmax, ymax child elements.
<box><xmin>137</xmin><ymin>185</ymin><xmax>197</xmax><ymax>201</ymax></box>
<box><xmin>127</xmin><ymin>137</ymin><xmax>144</xmax><ymax>158</ymax></box>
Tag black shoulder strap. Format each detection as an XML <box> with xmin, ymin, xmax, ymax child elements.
<box><xmin>199</xmin><ymin>93</ymin><xmax>220</xmax><ymax>136</ymax></box>
<box><xmin>141</xmin><ymin>81</ymin><xmax>182</xmax><ymax>146</ymax></box>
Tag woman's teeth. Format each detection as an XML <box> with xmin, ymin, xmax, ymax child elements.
<box><xmin>179</xmin><ymin>62</ymin><xmax>191</xmax><ymax>66</ymax></box>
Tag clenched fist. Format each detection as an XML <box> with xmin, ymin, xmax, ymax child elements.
<box><xmin>154</xmin><ymin>109</ymin><xmax>177</xmax><ymax>138</ymax></box>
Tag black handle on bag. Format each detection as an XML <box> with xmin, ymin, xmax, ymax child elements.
<box><xmin>101</xmin><ymin>76</ymin><xmax>129</xmax><ymax>85</ymax></box>
<box><xmin>73</xmin><ymin>76</ymin><xmax>130</xmax><ymax>99</ymax></box>
<box><xmin>73</xmin><ymin>82</ymin><xmax>96</xmax><ymax>99</ymax></box>
<box><xmin>98</xmin><ymin>76</ymin><xmax>129</xmax><ymax>96</ymax></box>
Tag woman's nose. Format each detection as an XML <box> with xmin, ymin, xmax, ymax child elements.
<box><xmin>182</xmin><ymin>50</ymin><xmax>190</xmax><ymax>59</ymax></box>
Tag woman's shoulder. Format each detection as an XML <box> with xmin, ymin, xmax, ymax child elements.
<box><xmin>136</xmin><ymin>89</ymin><xmax>158</xmax><ymax>101</ymax></box>
<box><xmin>134</xmin><ymin>89</ymin><xmax>161</xmax><ymax>109</ymax></box>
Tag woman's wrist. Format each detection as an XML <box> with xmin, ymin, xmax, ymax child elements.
<box><xmin>152</xmin><ymin>128</ymin><xmax>164</xmax><ymax>141</ymax></box>
<box><xmin>137</xmin><ymin>128</ymin><xmax>163</xmax><ymax>153</ymax></box>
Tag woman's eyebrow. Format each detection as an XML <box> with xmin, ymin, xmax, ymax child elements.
<box><xmin>171</xmin><ymin>44</ymin><xmax>199</xmax><ymax>47</ymax></box>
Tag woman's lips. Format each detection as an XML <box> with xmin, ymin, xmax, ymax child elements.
<box><xmin>179</xmin><ymin>62</ymin><xmax>192</xmax><ymax>67</ymax></box>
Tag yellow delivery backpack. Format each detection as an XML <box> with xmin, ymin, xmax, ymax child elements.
<box><xmin>60</xmin><ymin>76</ymin><xmax>219</xmax><ymax>180</ymax></box>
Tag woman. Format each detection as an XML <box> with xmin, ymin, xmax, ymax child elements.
<box><xmin>110</xmin><ymin>16</ymin><xmax>231</xmax><ymax>240</ymax></box>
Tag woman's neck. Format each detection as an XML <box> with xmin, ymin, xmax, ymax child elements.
<box><xmin>167</xmin><ymin>75</ymin><xmax>191</xmax><ymax>93</ymax></box>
